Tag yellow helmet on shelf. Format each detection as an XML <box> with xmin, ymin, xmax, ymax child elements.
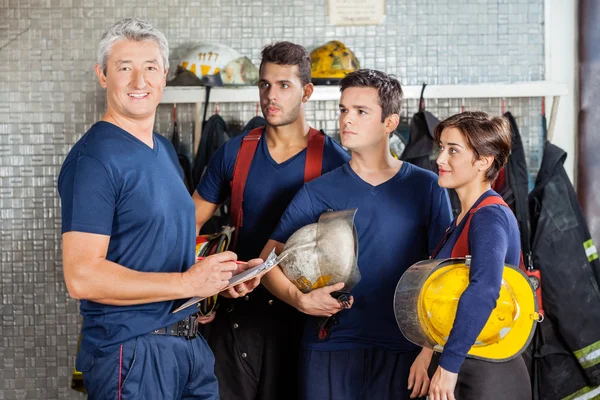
<box><xmin>394</xmin><ymin>258</ymin><xmax>540</xmax><ymax>362</ymax></box>
<box><xmin>310</xmin><ymin>40</ymin><xmax>360</xmax><ymax>85</ymax></box>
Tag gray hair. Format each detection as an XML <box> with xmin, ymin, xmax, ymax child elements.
<box><xmin>97</xmin><ymin>18</ymin><xmax>169</xmax><ymax>75</ymax></box>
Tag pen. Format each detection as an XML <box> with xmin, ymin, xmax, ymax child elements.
<box><xmin>196</xmin><ymin>256</ymin><xmax>246</xmax><ymax>265</ymax></box>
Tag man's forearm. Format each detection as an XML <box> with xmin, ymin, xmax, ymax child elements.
<box><xmin>259</xmin><ymin>239</ymin><xmax>303</xmax><ymax>308</ymax></box>
<box><xmin>261</xmin><ymin>266</ymin><xmax>304</xmax><ymax>310</ymax></box>
<box><xmin>66</xmin><ymin>257</ymin><xmax>188</xmax><ymax>305</ymax></box>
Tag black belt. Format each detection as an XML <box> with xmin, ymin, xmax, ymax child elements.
<box><xmin>150</xmin><ymin>314</ymin><xmax>199</xmax><ymax>340</ymax></box>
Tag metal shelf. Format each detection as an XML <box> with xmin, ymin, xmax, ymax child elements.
<box><xmin>160</xmin><ymin>81</ymin><xmax>568</xmax><ymax>104</ymax></box>
<box><xmin>161</xmin><ymin>81</ymin><xmax>568</xmax><ymax>156</ymax></box>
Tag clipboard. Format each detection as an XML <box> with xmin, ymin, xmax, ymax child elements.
<box><xmin>171</xmin><ymin>249</ymin><xmax>287</xmax><ymax>314</ymax></box>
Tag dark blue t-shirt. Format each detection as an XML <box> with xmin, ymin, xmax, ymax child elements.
<box><xmin>58</xmin><ymin>121</ymin><xmax>197</xmax><ymax>356</ymax></box>
<box><xmin>196</xmin><ymin>127</ymin><xmax>350</xmax><ymax>262</ymax></box>
<box><xmin>434</xmin><ymin>190</ymin><xmax>521</xmax><ymax>373</ymax></box>
<box><xmin>271</xmin><ymin>162</ymin><xmax>452</xmax><ymax>351</ymax></box>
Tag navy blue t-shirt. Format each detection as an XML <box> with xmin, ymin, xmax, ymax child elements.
<box><xmin>271</xmin><ymin>162</ymin><xmax>452</xmax><ymax>351</ymax></box>
<box><xmin>434</xmin><ymin>190</ymin><xmax>521</xmax><ymax>373</ymax></box>
<box><xmin>196</xmin><ymin>127</ymin><xmax>350</xmax><ymax>262</ymax></box>
<box><xmin>58</xmin><ymin>121</ymin><xmax>197</xmax><ymax>356</ymax></box>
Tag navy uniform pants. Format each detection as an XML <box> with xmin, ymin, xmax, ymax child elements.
<box><xmin>300</xmin><ymin>347</ymin><xmax>423</xmax><ymax>400</ymax></box>
<box><xmin>76</xmin><ymin>334</ymin><xmax>218</xmax><ymax>400</ymax></box>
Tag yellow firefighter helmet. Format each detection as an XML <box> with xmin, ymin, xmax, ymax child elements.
<box><xmin>310</xmin><ymin>41</ymin><xmax>360</xmax><ymax>85</ymax></box>
<box><xmin>394</xmin><ymin>258</ymin><xmax>540</xmax><ymax>362</ymax></box>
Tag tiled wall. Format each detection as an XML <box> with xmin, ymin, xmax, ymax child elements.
<box><xmin>0</xmin><ymin>1</ymin><xmax>544</xmax><ymax>398</ymax></box>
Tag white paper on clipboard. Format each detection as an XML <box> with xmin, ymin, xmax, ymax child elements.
<box><xmin>171</xmin><ymin>249</ymin><xmax>287</xmax><ymax>314</ymax></box>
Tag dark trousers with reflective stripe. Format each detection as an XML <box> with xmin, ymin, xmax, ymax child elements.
<box><xmin>200</xmin><ymin>292</ymin><xmax>306</xmax><ymax>400</ymax></box>
<box><xmin>77</xmin><ymin>334</ymin><xmax>218</xmax><ymax>400</ymax></box>
<box><xmin>428</xmin><ymin>353</ymin><xmax>532</xmax><ymax>400</ymax></box>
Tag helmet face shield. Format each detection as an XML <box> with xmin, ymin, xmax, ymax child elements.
<box><xmin>394</xmin><ymin>258</ymin><xmax>539</xmax><ymax>362</ymax></box>
<box><xmin>220</xmin><ymin>57</ymin><xmax>259</xmax><ymax>86</ymax></box>
<box><xmin>280</xmin><ymin>209</ymin><xmax>360</xmax><ymax>293</ymax></box>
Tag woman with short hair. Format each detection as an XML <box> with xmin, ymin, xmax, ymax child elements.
<box><xmin>410</xmin><ymin>111</ymin><xmax>532</xmax><ymax>400</ymax></box>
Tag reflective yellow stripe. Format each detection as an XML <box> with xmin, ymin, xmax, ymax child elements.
<box><xmin>575</xmin><ymin>340</ymin><xmax>600</xmax><ymax>369</ymax></box>
<box><xmin>584</xmin><ymin>240</ymin><xmax>598</xmax><ymax>262</ymax></box>
<box><xmin>562</xmin><ymin>385</ymin><xmax>600</xmax><ymax>400</ymax></box>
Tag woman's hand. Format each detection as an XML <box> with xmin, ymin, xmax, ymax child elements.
<box><xmin>408</xmin><ymin>347</ymin><xmax>433</xmax><ymax>398</ymax></box>
<box><xmin>429</xmin><ymin>365</ymin><xmax>458</xmax><ymax>400</ymax></box>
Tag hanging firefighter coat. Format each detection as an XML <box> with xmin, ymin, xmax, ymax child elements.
<box><xmin>529</xmin><ymin>141</ymin><xmax>600</xmax><ymax>399</ymax></box>
<box><xmin>498</xmin><ymin>112</ymin><xmax>531</xmax><ymax>259</ymax></box>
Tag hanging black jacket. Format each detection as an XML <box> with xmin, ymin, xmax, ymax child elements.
<box><xmin>171</xmin><ymin>118</ymin><xmax>194</xmax><ymax>194</ymax></box>
<box><xmin>498</xmin><ymin>112</ymin><xmax>532</xmax><ymax>257</ymax></box>
<box><xmin>529</xmin><ymin>141</ymin><xmax>600</xmax><ymax>399</ymax></box>
<box><xmin>192</xmin><ymin>114</ymin><xmax>229</xmax><ymax>188</ymax></box>
<box><xmin>401</xmin><ymin>107</ymin><xmax>440</xmax><ymax>171</ymax></box>
<box><xmin>401</xmin><ymin>106</ymin><xmax>462</xmax><ymax>216</ymax></box>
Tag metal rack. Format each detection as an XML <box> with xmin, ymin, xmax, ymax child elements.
<box><xmin>159</xmin><ymin>81</ymin><xmax>568</xmax><ymax>154</ymax></box>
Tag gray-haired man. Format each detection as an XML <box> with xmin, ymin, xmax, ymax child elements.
<box><xmin>58</xmin><ymin>18</ymin><xmax>261</xmax><ymax>399</ymax></box>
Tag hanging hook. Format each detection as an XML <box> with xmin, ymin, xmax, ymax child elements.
<box><xmin>419</xmin><ymin>83</ymin><xmax>427</xmax><ymax>111</ymax></box>
<box><xmin>541</xmin><ymin>97</ymin><xmax>546</xmax><ymax>117</ymax></box>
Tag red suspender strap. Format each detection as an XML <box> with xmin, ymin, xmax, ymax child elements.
<box><xmin>451</xmin><ymin>196</ymin><xmax>507</xmax><ymax>258</ymax></box>
<box><xmin>229</xmin><ymin>127</ymin><xmax>326</xmax><ymax>250</ymax></box>
<box><xmin>304</xmin><ymin>128</ymin><xmax>325</xmax><ymax>183</ymax></box>
<box><xmin>450</xmin><ymin>195</ymin><xmax>526</xmax><ymax>271</ymax></box>
<box><xmin>230</xmin><ymin>127</ymin><xmax>263</xmax><ymax>250</ymax></box>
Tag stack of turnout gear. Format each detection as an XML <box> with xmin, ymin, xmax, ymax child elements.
<box><xmin>310</xmin><ymin>40</ymin><xmax>360</xmax><ymax>85</ymax></box>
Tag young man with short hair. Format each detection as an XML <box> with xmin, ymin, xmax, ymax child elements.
<box><xmin>261</xmin><ymin>69</ymin><xmax>452</xmax><ymax>400</ymax></box>
<box><xmin>193</xmin><ymin>42</ymin><xmax>350</xmax><ymax>400</ymax></box>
